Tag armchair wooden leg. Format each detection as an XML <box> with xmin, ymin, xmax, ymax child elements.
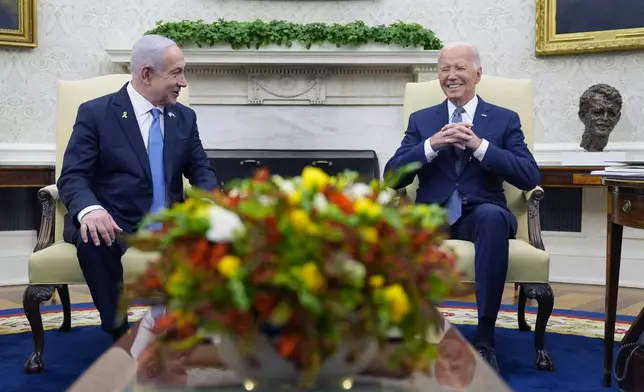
<box><xmin>516</xmin><ymin>284</ymin><xmax>532</xmax><ymax>332</ymax></box>
<box><xmin>517</xmin><ymin>283</ymin><xmax>555</xmax><ymax>371</ymax></box>
<box><xmin>23</xmin><ymin>284</ymin><xmax>67</xmax><ymax>373</ymax></box>
<box><xmin>56</xmin><ymin>285</ymin><xmax>72</xmax><ymax>332</ymax></box>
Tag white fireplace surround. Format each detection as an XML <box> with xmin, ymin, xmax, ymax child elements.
<box><xmin>106</xmin><ymin>44</ymin><xmax>441</xmax><ymax>106</ymax></box>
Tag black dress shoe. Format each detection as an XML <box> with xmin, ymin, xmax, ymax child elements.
<box><xmin>474</xmin><ymin>342</ymin><xmax>500</xmax><ymax>373</ymax></box>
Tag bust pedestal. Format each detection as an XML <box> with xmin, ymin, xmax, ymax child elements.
<box><xmin>560</xmin><ymin>151</ymin><xmax>627</xmax><ymax>166</ymax></box>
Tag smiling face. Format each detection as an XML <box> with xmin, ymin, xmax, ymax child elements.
<box><xmin>438</xmin><ymin>45</ymin><xmax>482</xmax><ymax>107</ymax></box>
<box><xmin>142</xmin><ymin>45</ymin><xmax>187</xmax><ymax>107</ymax></box>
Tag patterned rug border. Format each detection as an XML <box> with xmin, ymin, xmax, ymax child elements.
<box><xmin>0</xmin><ymin>301</ymin><xmax>633</xmax><ymax>341</ymax></box>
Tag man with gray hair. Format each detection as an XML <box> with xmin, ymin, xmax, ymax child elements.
<box><xmin>58</xmin><ymin>34</ymin><xmax>219</xmax><ymax>342</ymax></box>
<box><xmin>385</xmin><ymin>42</ymin><xmax>540</xmax><ymax>372</ymax></box>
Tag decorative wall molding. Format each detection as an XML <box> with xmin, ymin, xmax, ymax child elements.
<box><xmin>0</xmin><ymin>144</ymin><xmax>57</xmax><ymax>166</ymax></box>
<box><xmin>248</xmin><ymin>71</ymin><xmax>327</xmax><ymax>105</ymax></box>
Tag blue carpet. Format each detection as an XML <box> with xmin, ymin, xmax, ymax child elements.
<box><xmin>0</xmin><ymin>302</ymin><xmax>628</xmax><ymax>392</ymax></box>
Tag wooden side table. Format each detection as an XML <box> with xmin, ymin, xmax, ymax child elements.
<box><xmin>603</xmin><ymin>178</ymin><xmax>644</xmax><ymax>387</ymax></box>
<box><xmin>540</xmin><ymin>166</ymin><xmax>604</xmax><ymax>188</ymax></box>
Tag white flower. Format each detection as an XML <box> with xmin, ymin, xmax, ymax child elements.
<box><xmin>376</xmin><ymin>189</ymin><xmax>397</xmax><ymax>205</ymax></box>
<box><xmin>206</xmin><ymin>205</ymin><xmax>245</xmax><ymax>242</ymax></box>
<box><xmin>272</xmin><ymin>175</ymin><xmax>296</xmax><ymax>195</ymax></box>
<box><xmin>228</xmin><ymin>188</ymin><xmax>248</xmax><ymax>198</ymax></box>
<box><xmin>313</xmin><ymin>193</ymin><xmax>329</xmax><ymax>212</ymax></box>
<box><xmin>344</xmin><ymin>183</ymin><xmax>373</xmax><ymax>200</ymax></box>
<box><xmin>259</xmin><ymin>195</ymin><xmax>275</xmax><ymax>206</ymax></box>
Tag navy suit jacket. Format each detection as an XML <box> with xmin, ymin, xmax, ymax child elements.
<box><xmin>58</xmin><ymin>83</ymin><xmax>219</xmax><ymax>235</ymax></box>
<box><xmin>384</xmin><ymin>96</ymin><xmax>540</xmax><ymax>212</ymax></box>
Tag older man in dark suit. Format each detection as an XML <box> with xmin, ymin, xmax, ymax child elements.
<box><xmin>58</xmin><ymin>35</ymin><xmax>219</xmax><ymax>342</ymax></box>
<box><xmin>384</xmin><ymin>42</ymin><xmax>540</xmax><ymax>372</ymax></box>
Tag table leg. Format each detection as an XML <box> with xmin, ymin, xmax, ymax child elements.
<box><xmin>604</xmin><ymin>220</ymin><xmax>623</xmax><ymax>387</ymax></box>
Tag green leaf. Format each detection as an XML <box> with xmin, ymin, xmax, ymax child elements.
<box><xmin>298</xmin><ymin>290</ymin><xmax>323</xmax><ymax>314</ymax></box>
<box><xmin>227</xmin><ymin>278</ymin><xmax>250</xmax><ymax>310</ymax></box>
<box><xmin>383</xmin><ymin>162</ymin><xmax>422</xmax><ymax>189</ymax></box>
<box><xmin>268</xmin><ymin>302</ymin><xmax>293</xmax><ymax>325</ymax></box>
<box><xmin>144</xmin><ymin>20</ymin><xmax>443</xmax><ymax>51</ymax></box>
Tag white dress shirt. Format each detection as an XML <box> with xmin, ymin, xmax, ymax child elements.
<box><xmin>77</xmin><ymin>82</ymin><xmax>164</xmax><ymax>223</ymax></box>
<box><xmin>423</xmin><ymin>95</ymin><xmax>489</xmax><ymax>163</ymax></box>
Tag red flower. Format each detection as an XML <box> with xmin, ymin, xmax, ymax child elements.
<box><xmin>254</xmin><ymin>168</ymin><xmax>269</xmax><ymax>182</ymax></box>
<box><xmin>208</xmin><ymin>243</ymin><xmax>229</xmax><ymax>268</ymax></box>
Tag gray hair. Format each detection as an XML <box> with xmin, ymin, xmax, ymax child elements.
<box><xmin>130</xmin><ymin>34</ymin><xmax>177</xmax><ymax>77</ymax></box>
<box><xmin>440</xmin><ymin>42</ymin><xmax>482</xmax><ymax>68</ymax></box>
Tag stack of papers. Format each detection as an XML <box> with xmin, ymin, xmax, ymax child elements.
<box><xmin>590</xmin><ymin>161</ymin><xmax>644</xmax><ymax>179</ymax></box>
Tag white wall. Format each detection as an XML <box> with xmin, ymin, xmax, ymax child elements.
<box><xmin>545</xmin><ymin>188</ymin><xmax>644</xmax><ymax>288</ymax></box>
<box><xmin>1</xmin><ymin>0</ymin><xmax>644</xmax><ymax>287</ymax></box>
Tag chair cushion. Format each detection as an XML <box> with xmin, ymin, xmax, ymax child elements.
<box><xmin>444</xmin><ymin>239</ymin><xmax>549</xmax><ymax>283</ymax></box>
<box><xmin>28</xmin><ymin>241</ymin><xmax>159</xmax><ymax>285</ymax></box>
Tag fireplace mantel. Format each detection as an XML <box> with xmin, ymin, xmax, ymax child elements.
<box><xmin>106</xmin><ymin>44</ymin><xmax>439</xmax><ymax>68</ymax></box>
<box><xmin>105</xmin><ymin>44</ymin><xmax>439</xmax><ymax>106</ymax></box>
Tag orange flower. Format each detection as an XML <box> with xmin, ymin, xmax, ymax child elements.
<box><xmin>254</xmin><ymin>168</ymin><xmax>269</xmax><ymax>182</ymax></box>
<box><xmin>277</xmin><ymin>333</ymin><xmax>300</xmax><ymax>358</ymax></box>
<box><xmin>326</xmin><ymin>191</ymin><xmax>354</xmax><ymax>214</ymax></box>
<box><xmin>153</xmin><ymin>313</ymin><xmax>176</xmax><ymax>334</ymax></box>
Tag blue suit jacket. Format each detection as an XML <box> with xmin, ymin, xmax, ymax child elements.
<box><xmin>58</xmin><ymin>83</ymin><xmax>219</xmax><ymax>234</ymax></box>
<box><xmin>384</xmin><ymin>96</ymin><xmax>540</xmax><ymax>211</ymax></box>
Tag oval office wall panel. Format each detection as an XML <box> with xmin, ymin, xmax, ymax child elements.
<box><xmin>535</xmin><ymin>0</ymin><xmax>644</xmax><ymax>56</ymax></box>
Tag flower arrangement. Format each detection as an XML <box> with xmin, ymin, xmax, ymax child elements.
<box><xmin>124</xmin><ymin>165</ymin><xmax>462</xmax><ymax>386</ymax></box>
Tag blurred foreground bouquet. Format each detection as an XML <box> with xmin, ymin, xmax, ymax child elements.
<box><xmin>123</xmin><ymin>165</ymin><xmax>462</xmax><ymax>386</ymax></box>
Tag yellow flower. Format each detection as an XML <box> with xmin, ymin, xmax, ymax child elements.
<box><xmin>300</xmin><ymin>261</ymin><xmax>326</xmax><ymax>293</ymax></box>
<box><xmin>167</xmin><ymin>268</ymin><xmax>191</xmax><ymax>297</ymax></box>
<box><xmin>194</xmin><ymin>205</ymin><xmax>210</xmax><ymax>220</ymax></box>
<box><xmin>288</xmin><ymin>190</ymin><xmax>302</xmax><ymax>205</ymax></box>
<box><xmin>369</xmin><ymin>275</ymin><xmax>384</xmax><ymax>289</ymax></box>
<box><xmin>354</xmin><ymin>197</ymin><xmax>382</xmax><ymax>218</ymax></box>
<box><xmin>174</xmin><ymin>309</ymin><xmax>196</xmax><ymax>328</ymax></box>
<box><xmin>383</xmin><ymin>284</ymin><xmax>411</xmax><ymax>322</ymax></box>
<box><xmin>217</xmin><ymin>255</ymin><xmax>241</xmax><ymax>278</ymax></box>
<box><xmin>289</xmin><ymin>209</ymin><xmax>311</xmax><ymax>231</ymax></box>
<box><xmin>301</xmin><ymin>167</ymin><xmax>330</xmax><ymax>191</ymax></box>
<box><xmin>360</xmin><ymin>227</ymin><xmax>378</xmax><ymax>244</ymax></box>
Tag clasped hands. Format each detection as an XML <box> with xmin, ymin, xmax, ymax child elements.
<box><xmin>429</xmin><ymin>122</ymin><xmax>482</xmax><ymax>151</ymax></box>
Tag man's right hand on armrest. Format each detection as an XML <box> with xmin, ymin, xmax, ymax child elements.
<box><xmin>79</xmin><ymin>208</ymin><xmax>123</xmax><ymax>247</ymax></box>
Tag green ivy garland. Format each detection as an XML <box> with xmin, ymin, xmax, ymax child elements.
<box><xmin>145</xmin><ymin>19</ymin><xmax>443</xmax><ymax>50</ymax></box>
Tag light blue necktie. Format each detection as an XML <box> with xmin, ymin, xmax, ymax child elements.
<box><xmin>148</xmin><ymin>108</ymin><xmax>166</xmax><ymax>223</ymax></box>
<box><xmin>446</xmin><ymin>107</ymin><xmax>466</xmax><ymax>225</ymax></box>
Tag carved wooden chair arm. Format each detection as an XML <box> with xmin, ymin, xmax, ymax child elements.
<box><xmin>524</xmin><ymin>186</ymin><xmax>545</xmax><ymax>251</ymax></box>
<box><xmin>34</xmin><ymin>185</ymin><xmax>59</xmax><ymax>252</ymax></box>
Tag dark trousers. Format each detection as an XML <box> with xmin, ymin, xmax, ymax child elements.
<box><xmin>451</xmin><ymin>202</ymin><xmax>516</xmax><ymax>346</ymax></box>
<box><xmin>64</xmin><ymin>228</ymin><xmax>130</xmax><ymax>341</ymax></box>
